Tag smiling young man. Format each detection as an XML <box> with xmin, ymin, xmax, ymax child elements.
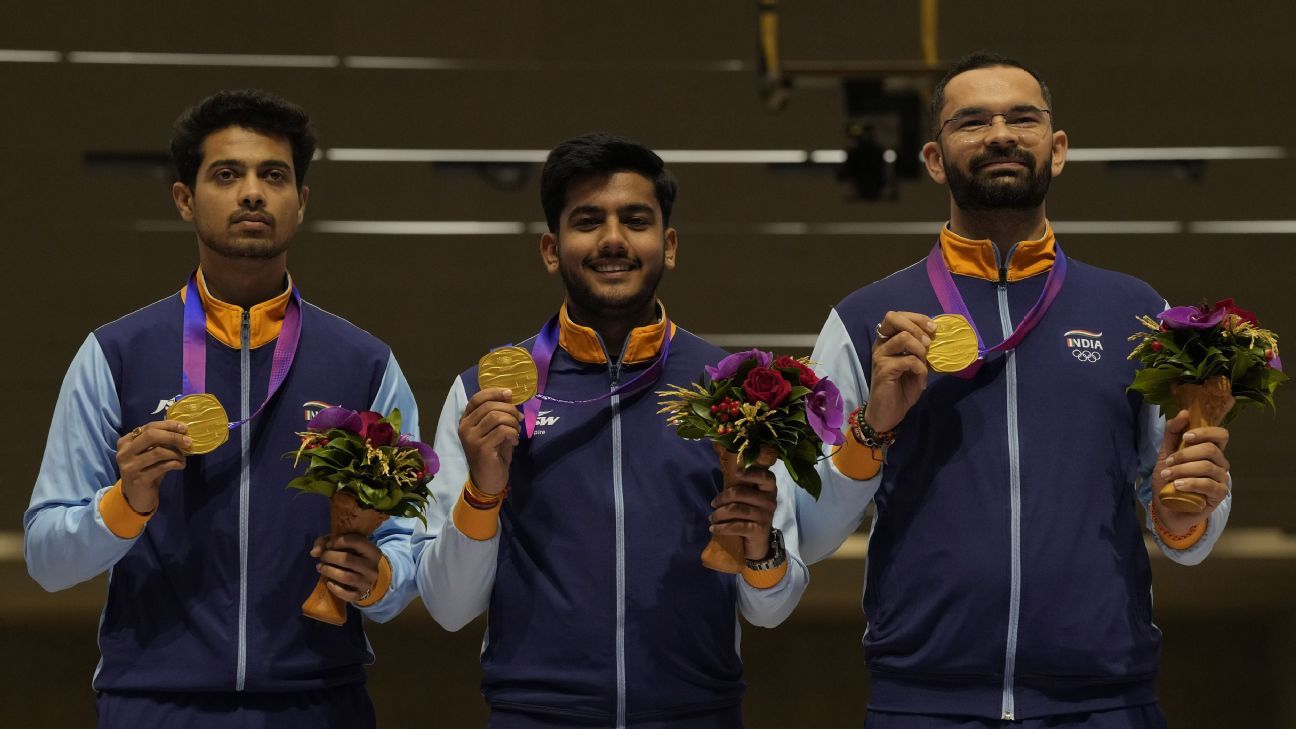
<box><xmin>24</xmin><ymin>90</ymin><xmax>420</xmax><ymax>728</ymax></box>
<box><xmin>413</xmin><ymin>133</ymin><xmax>807</xmax><ymax>728</ymax></box>
<box><xmin>795</xmin><ymin>53</ymin><xmax>1233</xmax><ymax>727</ymax></box>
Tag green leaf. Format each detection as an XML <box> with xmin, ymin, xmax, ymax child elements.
<box><xmin>385</xmin><ymin>409</ymin><xmax>403</xmax><ymax>433</ymax></box>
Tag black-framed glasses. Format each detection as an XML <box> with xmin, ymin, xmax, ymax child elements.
<box><xmin>937</xmin><ymin>107</ymin><xmax>1052</xmax><ymax>140</ymax></box>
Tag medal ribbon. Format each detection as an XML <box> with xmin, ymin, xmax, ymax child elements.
<box><xmin>181</xmin><ymin>271</ymin><xmax>303</xmax><ymax>430</ymax></box>
<box><xmin>924</xmin><ymin>241</ymin><xmax>1068</xmax><ymax>378</ymax></box>
<box><xmin>520</xmin><ymin>313</ymin><xmax>672</xmax><ymax>438</ymax></box>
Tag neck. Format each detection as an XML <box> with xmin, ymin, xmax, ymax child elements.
<box><xmin>948</xmin><ymin>205</ymin><xmax>1048</xmax><ymax>256</ymax></box>
<box><xmin>198</xmin><ymin>247</ymin><xmax>288</xmax><ymax>309</ymax></box>
<box><xmin>566</xmin><ymin>298</ymin><xmax>659</xmax><ymax>359</ymax></box>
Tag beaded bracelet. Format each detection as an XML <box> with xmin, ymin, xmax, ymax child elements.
<box><xmin>849</xmin><ymin>404</ymin><xmax>896</xmax><ymax>450</ymax></box>
<box><xmin>1149</xmin><ymin>499</ymin><xmax>1199</xmax><ymax>542</ymax></box>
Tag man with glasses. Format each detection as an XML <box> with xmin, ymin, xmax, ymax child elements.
<box><xmin>796</xmin><ymin>53</ymin><xmax>1233</xmax><ymax>727</ymax></box>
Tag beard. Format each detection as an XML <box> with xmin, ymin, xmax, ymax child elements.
<box><xmin>201</xmin><ymin>235</ymin><xmax>288</xmax><ymax>260</ymax></box>
<box><xmin>558</xmin><ymin>251</ymin><xmax>664</xmax><ymax>318</ymax></box>
<box><xmin>945</xmin><ymin>147</ymin><xmax>1052</xmax><ymax>211</ymax></box>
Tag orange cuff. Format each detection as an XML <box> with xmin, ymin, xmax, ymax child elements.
<box><xmin>832</xmin><ymin>433</ymin><xmax>884</xmax><ymax>481</ymax></box>
<box><xmin>741</xmin><ymin>561</ymin><xmax>789</xmax><ymax>590</ymax></box>
<box><xmin>452</xmin><ymin>482</ymin><xmax>502</xmax><ymax>541</ymax></box>
<box><xmin>99</xmin><ymin>480</ymin><xmax>153</xmax><ymax>539</ymax></box>
<box><xmin>1151</xmin><ymin>502</ymin><xmax>1206</xmax><ymax>550</ymax></box>
<box><xmin>355</xmin><ymin>554</ymin><xmax>392</xmax><ymax>607</ymax></box>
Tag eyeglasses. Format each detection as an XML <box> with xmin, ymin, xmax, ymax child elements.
<box><xmin>937</xmin><ymin>107</ymin><xmax>1052</xmax><ymax>140</ymax></box>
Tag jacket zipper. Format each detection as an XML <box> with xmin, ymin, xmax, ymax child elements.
<box><xmin>606</xmin><ymin>339</ymin><xmax>629</xmax><ymax>729</ymax></box>
<box><xmin>996</xmin><ymin>258</ymin><xmax>1023</xmax><ymax>721</ymax></box>
<box><xmin>236</xmin><ymin>309</ymin><xmax>251</xmax><ymax>690</ymax></box>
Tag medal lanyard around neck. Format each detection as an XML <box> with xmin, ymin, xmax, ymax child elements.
<box><xmin>521</xmin><ymin>313</ymin><xmax>672</xmax><ymax>438</ymax></box>
<box><xmin>924</xmin><ymin>242</ymin><xmax>1068</xmax><ymax>378</ymax></box>
<box><xmin>182</xmin><ymin>271</ymin><xmax>303</xmax><ymax>430</ymax></box>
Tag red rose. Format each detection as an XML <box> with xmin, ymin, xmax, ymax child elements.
<box><xmin>358</xmin><ymin>411</ymin><xmax>397</xmax><ymax>446</ymax></box>
<box><xmin>1212</xmin><ymin>298</ymin><xmax>1258</xmax><ymax>328</ymax></box>
<box><xmin>773</xmin><ymin>355</ymin><xmax>819</xmax><ymax>387</ymax></box>
<box><xmin>743</xmin><ymin>366</ymin><xmax>792</xmax><ymax>407</ymax></box>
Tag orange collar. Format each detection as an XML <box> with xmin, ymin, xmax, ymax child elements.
<box><xmin>558</xmin><ymin>302</ymin><xmax>675</xmax><ymax>365</ymax></box>
<box><xmin>178</xmin><ymin>269</ymin><xmax>293</xmax><ymax>349</ymax></box>
<box><xmin>939</xmin><ymin>223</ymin><xmax>1056</xmax><ymax>282</ymax></box>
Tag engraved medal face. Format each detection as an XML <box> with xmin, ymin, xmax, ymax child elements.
<box><xmin>926</xmin><ymin>314</ymin><xmax>981</xmax><ymax>373</ymax></box>
<box><xmin>166</xmin><ymin>393</ymin><xmax>230</xmax><ymax>455</ymax></box>
<box><xmin>477</xmin><ymin>346</ymin><xmax>539</xmax><ymax>405</ymax></box>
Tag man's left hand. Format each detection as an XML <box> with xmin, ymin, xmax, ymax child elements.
<box><xmin>310</xmin><ymin>534</ymin><xmax>383</xmax><ymax>604</ymax></box>
<box><xmin>1151</xmin><ymin>409</ymin><xmax>1231</xmax><ymax>535</ymax></box>
<box><xmin>710</xmin><ymin>467</ymin><xmax>778</xmax><ymax>561</ymax></box>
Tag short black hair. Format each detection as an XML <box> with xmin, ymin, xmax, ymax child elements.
<box><xmin>540</xmin><ymin>133</ymin><xmax>678</xmax><ymax>233</ymax></box>
<box><xmin>930</xmin><ymin>52</ymin><xmax>1053</xmax><ymax>135</ymax></box>
<box><xmin>170</xmin><ymin>89</ymin><xmax>317</xmax><ymax>190</ymax></box>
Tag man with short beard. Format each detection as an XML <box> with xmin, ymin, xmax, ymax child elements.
<box><xmin>412</xmin><ymin>133</ymin><xmax>807</xmax><ymax>728</ymax></box>
<box><xmin>795</xmin><ymin>53</ymin><xmax>1233</xmax><ymax>727</ymax></box>
<box><xmin>25</xmin><ymin>90</ymin><xmax>421</xmax><ymax>728</ymax></box>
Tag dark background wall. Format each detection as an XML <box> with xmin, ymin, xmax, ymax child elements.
<box><xmin>3</xmin><ymin>2</ymin><xmax>1294</xmax><ymax>726</ymax></box>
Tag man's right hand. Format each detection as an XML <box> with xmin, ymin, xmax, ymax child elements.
<box><xmin>459</xmin><ymin>388</ymin><xmax>522</xmax><ymax>496</ymax></box>
<box><xmin>864</xmin><ymin>311</ymin><xmax>937</xmax><ymax>433</ymax></box>
<box><xmin>116</xmin><ymin>420</ymin><xmax>190</xmax><ymax>514</ymax></box>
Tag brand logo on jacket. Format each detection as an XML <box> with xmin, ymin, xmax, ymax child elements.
<box><xmin>532</xmin><ymin>410</ymin><xmax>560</xmax><ymax>435</ymax></box>
<box><xmin>150</xmin><ymin>398</ymin><xmax>177</xmax><ymax>415</ymax></box>
<box><xmin>302</xmin><ymin>400</ymin><xmax>333</xmax><ymax>422</ymax></box>
<box><xmin>1064</xmin><ymin>329</ymin><xmax>1103</xmax><ymax>363</ymax></box>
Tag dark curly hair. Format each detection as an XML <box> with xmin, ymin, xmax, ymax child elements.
<box><xmin>170</xmin><ymin>89</ymin><xmax>317</xmax><ymax>190</ymax></box>
<box><xmin>540</xmin><ymin>133</ymin><xmax>678</xmax><ymax>233</ymax></box>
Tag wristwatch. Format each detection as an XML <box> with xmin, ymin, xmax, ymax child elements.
<box><xmin>745</xmin><ymin>528</ymin><xmax>786</xmax><ymax>571</ymax></box>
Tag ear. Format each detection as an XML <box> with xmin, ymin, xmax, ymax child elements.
<box><xmin>540</xmin><ymin>232</ymin><xmax>560</xmax><ymax>274</ymax></box>
<box><xmin>922</xmin><ymin>140</ymin><xmax>947</xmax><ymax>184</ymax></box>
<box><xmin>663</xmin><ymin>228</ymin><xmax>678</xmax><ymax>270</ymax></box>
<box><xmin>1049</xmin><ymin>130</ymin><xmax>1068</xmax><ymax>178</ymax></box>
<box><xmin>172</xmin><ymin>181</ymin><xmax>195</xmax><ymax>222</ymax></box>
<box><xmin>297</xmin><ymin>185</ymin><xmax>310</xmax><ymax>223</ymax></box>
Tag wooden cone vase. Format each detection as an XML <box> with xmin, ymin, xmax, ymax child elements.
<box><xmin>302</xmin><ymin>491</ymin><xmax>388</xmax><ymax>626</ymax></box>
<box><xmin>1160</xmin><ymin>375</ymin><xmax>1235</xmax><ymax>513</ymax></box>
<box><xmin>702</xmin><ymin>442</ymin><xmax>778</xmax><ymax>574</ymax></box>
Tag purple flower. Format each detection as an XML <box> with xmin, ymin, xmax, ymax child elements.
<box><xmin>804</xmin><ymin>378</ymin><xmax>846</xmax><ymax>446</ymax></box>
<box><xmin>399</xmin><ymin>434</ymin><xmax>440</xmax><ymax>478</ymax></box>
<box><xmin>308</xmin><ymin>406</ymin><xmax>362</xmax><ymax>433</ymax></box>
<box><xmin>1158</xmin><ymin>304</ymin><xmax>1227</xmax><ymax>331</ymax></box>
<box><xmin>705</xmin><ymin>349</ymin><xmax>772</xmax><ymax>381</ymax></box>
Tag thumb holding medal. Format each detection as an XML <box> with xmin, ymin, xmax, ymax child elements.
<box><xmin>866</xmin><ymin>311</ymin><xmax>939</xmax><ymax>433</ymax></box>
<box><xmin>116</xmin><ymin>420</ymin><xmax>192</xmax><ymax>514</ymax></box>
<box><xmin>460</xmin><ymin>347</ymin><xmax>538</xmax><ymax>497</ymax></box>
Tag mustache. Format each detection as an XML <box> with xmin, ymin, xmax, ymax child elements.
<box><xmin>230</xmin><ymin>211</ymin><xmax>275</xmax><ymax>225</ymax></box>
<box><xmin>970</xmin><ymin>148</ymin><xmax>1036</xmax><ymax>170</ymax></box>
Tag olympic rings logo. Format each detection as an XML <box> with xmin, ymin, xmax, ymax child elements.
<box><xmin>1071</xmin><ymin>349</ymin><xmax>1102</xmax><ymax>363</ymax></box>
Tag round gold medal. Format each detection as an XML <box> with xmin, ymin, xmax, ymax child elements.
<box><xmin>166</xmin><ymin>393</ymin><xmax>231</xmax><ymax>455</ymax></box>
<box><xmin>477</xmin><ymin>346</ymin><xmax>539</xmax><ymax>405</ymax></box>
<box><xmin>926</xmin><ymin>314</ymin><xmax>981</xmax><ymax>373</ymax></box>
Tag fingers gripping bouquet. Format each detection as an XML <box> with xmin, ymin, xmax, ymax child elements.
<box><xmin>659</xmin><ymin>350</ymin><xmax>845</xmax><ymax>572</ymax></box>
<box><xmin>287</xmin><ymin>406</ymin><xmax>438</xmax><ymax>625</ymax></box>
<box><xmin>1129</xmin><ymin>298</ymin><xmax>1285</xmax><ymax>512</ymax></box>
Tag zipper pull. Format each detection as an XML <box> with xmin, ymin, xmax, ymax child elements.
<box><xmin>998</xmin><ymin>267</ymin><xmax>1009</xmax><ymax>289</ymax></box>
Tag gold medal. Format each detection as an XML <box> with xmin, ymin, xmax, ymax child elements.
<box><xmin>927</xmin><ymin>314</ymin><xmax>981</xmax><ymax>373</ymax></box>
<box><xmin>477</xmin><ymin>346</ymin><xmax>539</xmax><ymax>405</ymax></box>
<box><xmin>166</xmin><ymin>393</ymin><xmax>231</xmax><ymax>455</ymax></box>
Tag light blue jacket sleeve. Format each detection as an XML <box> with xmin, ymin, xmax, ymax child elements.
<box><xmin>414</xmin><ymin>377</ymin><xmax>500</xmax><ymax>631</ymax></box>
<box><xmin>1135</xmin><ymin>401</ymin><xmax>1231</xmax><ymax>565</ymax></box>
<box><xmin>794</xmin><ymin>308</ymin><xmax>882</xmax><ymax>565</ymax></box>
<box><xmin>736</xmin><ymin>459</ymin><xmax>809</xmax><ymax>627</ymax></box>
<box><xmin>357</xmin><ymin>351</ymin><xmax>423</xmax><ymax>622</ymax></box>
<box><xmin>24</xmin><ymin>334</ymin><xmax>133</xmax><ymax>592</ymax></box>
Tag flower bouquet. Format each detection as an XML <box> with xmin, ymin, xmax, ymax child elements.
<box><xmin>659</xmin><ymin>350</ymin><xmax>844</xmax><ymax>572</ymax></box>
<box><xmin>1129</xmin><ymin>298</ymin><xmax>1285</xmax><ymax>512</ymax></box>
<box><xmin>287</xmin><ymin>406</ymin><xmax>438</xmax><ymax>625</ymax></box>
